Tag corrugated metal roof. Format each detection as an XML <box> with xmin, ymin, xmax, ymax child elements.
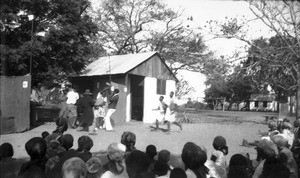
<box><xmin>81</xmin><ymin>52</ymin><xmax>157</xmax><ymax>76</ymax></box>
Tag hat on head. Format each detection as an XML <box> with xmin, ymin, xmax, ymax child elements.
<box><xmin>83</xmin><ymin>89</ymin><xmax>92</xmax><ymax>95</ymax></box>
<box><xmin>62</xmin><ymin>157</ymin><xmax>87</xmax><ymax>178</ymax></box>
<box><xmin>282</xmin><ymin>122</ymin><xmax>293</xmax><ymax>130</ymax></box>
<box><xmin>257</xmin><ymin>138</ymin><xmax>279</xmax><ymax>157</ymax></box>
<box><xmin>86</xmin><ymin>157</ymin><xmax>102</xmax><ymax>174</ymax></box>
<box><xmin>272</xmin><ymin>134</ymin><xmax>288</xmax><ymax>148</ymax></box>
<box><xmin>107</xmin><ymin>143</ymin><xmax>126</xmax><ymax>162</ymax></box>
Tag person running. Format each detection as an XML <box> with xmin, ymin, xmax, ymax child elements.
<box><xmin>165</xmin><ymin>91</ymin><xmax>182</xmax><ymax>132</ymax></box>
<box><xmin>152</xmin><ymin>96</ymin><xmax>168</xmax><ymax>131</ymax></box>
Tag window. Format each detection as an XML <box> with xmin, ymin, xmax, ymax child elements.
<box><xmin>263</xmin><ymin>101</ymin><xmax>268</xmax><ymax>107</ymax></box>
<box><xmin>254</xmin><ymin>101</ymin><xmax>259</xmax><ymax>107</ymax></box>
<box><xmin>156</xmin><ymin>79</ymin><xmax>166</xmax><ymax>95</ymax></box>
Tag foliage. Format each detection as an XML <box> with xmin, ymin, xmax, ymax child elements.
<box><xmin>175</xmin><ymin>77</ymin><xmax>195</xmax><ymax>99</ymax></box>
<box><xmin>0</xmin><ymin>0</ymin><xmax>99</xmax><ymax>86</ymax></box>
<box><xmin>94</xmin><ymin>0</ymin><xmax>212</xmax><ymax>74</ymax></box>
<box><xmin>206</xmin><ymin>0</ymin><xmax>300</xmax><ymax>115</ymax></box>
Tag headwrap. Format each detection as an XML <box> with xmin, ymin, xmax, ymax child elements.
<box><xmin>257</xmin><ymin>138</ymin><xmax>279</xmax><ymax>157</ymax></box>
<box><xmin>181</xmin><ymin>142</ymin><xmax>209</xmax><ymax>178</ymax></box>
<box><xmin>121</xmin><ymin>131</ymin><xmax>136</xmax><ymax>153</ymax></box>
<box><xmin>103</xmin><ymin>143</ymin><xmax>126</xmax><ymax>175</ymax></box>
<box><xmin>62</xmin><ymin>157</ymin><xmax>87</xmax><ymax>178</ymax></box>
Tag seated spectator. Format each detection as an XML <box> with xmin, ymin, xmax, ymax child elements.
<box><xmin>125</xmin><ymin>150</ymin><xmax>155</xmax><ymax>178</ymax></box>
<box><xmin>170</xmin><ymin>167</ymin><xmax>187</xmax><ymax>178</ymax></box>
<box><xmin>181</xmin><ymin>142</ymin><xmax>209</xmax><ymax>178</ymax></box>
<box><xmin>157</xmin><ymin>149</ymin><xmax>172</xmax><ymax>170</ymax></box>
<box><xmin>260</xmin><ymin>156</ymin><xmax>290</xmax><ymax>178</ymax></box>
<box><xmin>206</xmin><ymin>135</ymin><xmax>228</xmax><ymax>178</ymax></box>
<box><xmin>272</xmin><ymin>134</ymin><xmax>298</xmax><ymax>178</ymax></box>
<box><xmin>86</xmin><ymin>157</ymin><xmax>103</xmax><ymax>178</ymax></box>
<box><xmin>281</xmin><ymin>122</ymin><xmax>294</xmax><ymax>148</ymax></box>
<box><xmin>0</xmin><ymin>142</ymin><xmax>23</xmax><ymax>178</ymax></box>
<box><xmin>101</xmin><ymin>143</ymin><xmax>127</xmax><ymax>177</ymax></box>
<box><xmin>47</xmin><ymin>135</ymin><xmax>93</xmax><ymax>178</ymax></box>
<box><xmin>58</xmin><ymin>134</ymin><xmax>74</xmax><ymax>151</ymax></box>
<box><xmin>146</xmin><ymin>144</ymin><xmax>157</xmax><ymax>162</ymax></box>
<box><xmin>227</xmin><ymin>154</ymin><xmax>250</xmax><ymax>178</ymax></box>
<box><xmin>154</xmin><ymin>160</ymin><xmax>170</xmax><ymax>178</ymax></box>
<box><xmin>18</xmin><ymin>137</ymin><xmax>48</xmax><ymax>178</ymax></box>
<box><xmin>252</xmin><ymin>138</ymin><xmax>279</xmax><ymax>178</ymax></box>
<box><xmin>62</xmin><ymin>157</ymin><xmax>88</xmax><ymax>178</ymax></box>
<box><xmin>121</xmin><ymin>131</ymin><xmax>136</xmax><ymax>156</ymax></box>
<box><xmin>45</xmin><ymin>134</ymin><xmax>74</xmax><ymax>174</ymax></box>
<box><xmin>42</xmin><ymin>131</ymin><xmax>50</xmax><ymax>139</ymax></box>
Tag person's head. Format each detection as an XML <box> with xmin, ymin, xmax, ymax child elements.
<box><xmin>169</xmin><ymin>91</ymin><xmax>174</xmax><ymax>98</ymax></box>
<box><xmin>58</xmin><ymin>134</ymin><xmax>74</xmax><ymax>151</ymax></box>
<box><xmin>25</xmin><ymin>137</ymin><xmax>47</xmax><ymax>160</ymax></box>
<box><xmin>256</xmin><ymin>138</ymin><xmax>279</xmax><ymax>161</ymax></box>
<box><xmin>272</xmin><ymin>134</ymin><xmax>288</xmax><ymax>150</ymax></box>
<box><xmin>78</xmin><ymin>136</ymin><xmax>93</xmax><ymax>152</ymax></box>
<box><xmin>62</xmin><ymin>157</ymin><xmax>87</xmax><ymax>178</ymax></box>
<box><xmin>158</xmin><ymin>150</ymin><xmax>171</xmax><ymax>163</ymax></box>
<box><xmin>170</xmin><ymin>167</ymin><xmax>187</xmax><ymax>178</ymax></box>
<box><xmin>159</xmin><ymin>96</ymin><xmax>164</xmax><ymax>101</ymax></box>
<box><xmin>125</xmin><ymin>150</ymin><xmax>153</xmax><ymax>178</ymax></box>
<box><xmin>294</xmin><ymin>119</ymin><xmax>300</xmax><ymax>128</ymax></box>
<box><xmin>146</xmin><ymin>145</ymin><xmax>157</xmax><ymax>160</ymax></box>
<box><xmin>282</xmin><ymin>122</ymin><xmax>293</xmax><ymax>130</ymax></box>
<box><xmin>227</xmin><ymin>154</ymin><xmax>249</xmax><ymax>178</ymax></box>
<box><xmin>268</xmin><ymin>121</ymin><xmax>278</xmax><ymax>131</ymax></box>
<box><xmin>107</xmin><ymin>143</ymin><xmax>126</xmax><ymax>162</ymax></box>
<box><xmin>212</xmin><ymin>136</ymin><xmax>228</xmax><ymax>155</ymax></box>
<box><xmin>154</xmin><ymin>161</ymin><xmax>169</xmax><ymax>176</ymax></box>
<box><xmin>86</xmin><ymin>157</ymin><xmax>103</xmax><ymax>176</ymax></box>
<box><xmin>181</xmin><ymin>142</ymin><xmax>207</xmax><ymax>170</ymax></box>
<box><xmin>121</xmin><ymin>131</ymin><xmax>136</xmax><ymax>152</ymax></box>
<box><xmin>0</xmin><ymin>142</ymin><xmax>14</xmax><ymax>160</ymax></box>
<box><xmin>41</xmin><ymin>131</ymin><xmax>50</xmax><ymax>139</ymax></box>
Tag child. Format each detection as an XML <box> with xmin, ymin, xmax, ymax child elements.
<box><xmin>94</xmin><ymin>104</ymin><xmax>105</xmax><ymax>130</ymax></box>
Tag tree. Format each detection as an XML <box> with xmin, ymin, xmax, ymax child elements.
<box><xmin>175</xmin><ymin>77</ymin><xmax>195</xmax><ymax>99</ymax></box>
<box><xmin>94</xmin><ymin>0</ymin><xmax>213</xmax><ymax>74</ymax></box>
<box><xmin>1</xmin><ymin>0</ymin><xmax>99</xmax><ymax>86</ymax></box>
<box><xmin>208</xmin><ymin>0</ymin><xmax>300</xmax><ymax>116</ymax></box>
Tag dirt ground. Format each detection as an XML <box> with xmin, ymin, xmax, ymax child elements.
<box><xmin>0</xmin><ymin>110</ymin><xmax>294</xmax><ymax>164</ymax></box>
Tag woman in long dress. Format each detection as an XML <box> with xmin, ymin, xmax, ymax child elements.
<box><xmin>76</xmin><ymin>89</ymin><xmax>94</xmax><ymax>132</ymax></box>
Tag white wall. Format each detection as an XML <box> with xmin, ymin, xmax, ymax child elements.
<box><xmin>143</xmin><ymin>78</ymin><xmax>176</xmax><ymax>123</ymax></box>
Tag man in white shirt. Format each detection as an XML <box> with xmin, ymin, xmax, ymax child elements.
<box><xmin>65</xmin><ymin>87</ymin><xmax>79</xmax><ymax>128</ymax></box>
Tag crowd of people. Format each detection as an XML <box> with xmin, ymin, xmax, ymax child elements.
<box><xmin>1</xmin><ymin>115</ymin><xmax>300</xmax><ymax>178</ymax></box>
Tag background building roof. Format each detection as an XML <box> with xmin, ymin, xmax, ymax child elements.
<box><xmin>81</xmin><ymin>52</ymin><xmax>158</xmax><ymax>76</ymax></box>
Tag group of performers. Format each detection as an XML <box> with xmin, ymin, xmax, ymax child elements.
<box><xmin>152</xmin><ymin>91</ymin><xmax>182</xmax><ymax>132</ymax></box>
<box><xmin>53</xmin><ymin>83</ymin><xmax>119</xmax><ymax>134</ymax></box>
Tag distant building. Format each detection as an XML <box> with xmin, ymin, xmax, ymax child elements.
<box><xmin>249</xmin><ymin>94</ymin><xmax>277</xmax><ymax>111</ymax></box>
<box><xmin>70</xmin><ymin>52</ymin><xmax>178</xmax><ymax>124</ymax></box>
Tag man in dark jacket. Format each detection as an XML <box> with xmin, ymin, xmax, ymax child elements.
<box><xmin>103</xmin><ymin>89</ymin><xmax>119</xmax><ymax>131</ymax></box>
<box><xmin>76</xmin><ymin>89</ymin><xmax>94</xmax><ymax>132</ymax></box>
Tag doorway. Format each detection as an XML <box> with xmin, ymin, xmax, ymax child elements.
<box><xmin>130</xmin><ymin>75</ymin><xmax>144</xmax><ymax>121</ymax></box>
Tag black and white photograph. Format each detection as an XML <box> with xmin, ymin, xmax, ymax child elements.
<box><xmin>1</xmin><ymin>0</ymin><xmax>300</xmax><ymax>177</ymax></box>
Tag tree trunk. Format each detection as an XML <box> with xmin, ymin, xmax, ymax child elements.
<box><xmin>297</xmin><ymin>69</ymin><xmax>300</xmax><ymax>118</ymax></box>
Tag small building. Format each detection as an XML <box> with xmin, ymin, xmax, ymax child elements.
<box><xmin>249</xmin><ymin>94</ymin><xmax>277</xmax><ymax>111</ymax></box>
<box><xmin>70</xmin><ymin>52</ymin><xmax>177</xmax><ymax>124</ymax></box>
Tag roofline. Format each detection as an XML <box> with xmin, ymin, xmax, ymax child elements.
<box><xmin>127</xmin><ymin>52</ymin><xmax>179</xmax><ymax>82</ymax></box>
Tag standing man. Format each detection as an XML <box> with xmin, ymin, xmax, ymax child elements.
<box><xmin>66</xmin><ymin>87</ymin><xmax>79</xmax><ymax>128</ymax></box>
<box><xmin>103</xmin><ymin>88</ymin><xmax>119</xmax><ymax>131</ymax></box>
<box><xmin>76</xmin><ymin>89</ymin><xmax>94</xmax><ymax>132</ymax></box>
<box><xmin>165</xmin><ymin>91</ymin><xmax>182</xmax><ymax>132</ymax></box>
